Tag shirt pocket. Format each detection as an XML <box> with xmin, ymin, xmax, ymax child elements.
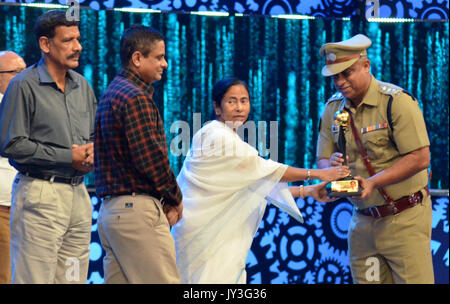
<box><xmin>362</xmin><ymin>129</ymin><xmax>391</xmax><ymax>161</ymax></box>
<box><xmin>73</xmin><ymin>111</ymin><xmax>92</xmax><ymax>143</ymax></box>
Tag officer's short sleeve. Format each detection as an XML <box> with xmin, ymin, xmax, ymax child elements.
<box><xmin>316</xmin><ymin>104</ymin><xmax>337</xmax><ymax>160</ymax></box>
<box><xmin>391</xmin><ymin>93</ymin><xmax>430</xmax><ymax>154</ymax></box>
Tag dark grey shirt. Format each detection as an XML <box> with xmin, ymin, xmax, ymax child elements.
<box><xmin>0</xmin><ymin>58</ymin><xmax>97</xmax><ymax>177</ymax></box>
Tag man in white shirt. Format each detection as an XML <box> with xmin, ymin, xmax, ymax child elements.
<box><xmin>0</xmin><ymin>51</ymin><xmax>26</xmax><ymax>284</ymax></box>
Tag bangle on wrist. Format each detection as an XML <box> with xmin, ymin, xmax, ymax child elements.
<box><xmin>306</xmin><ymin>169</ymin><xmax>311</xmax><ymax>181</ymax></box>
<box><xmin>299</xmin><ymin>185</ymin><xmax>305</xmax><ymax>198</ymax></box>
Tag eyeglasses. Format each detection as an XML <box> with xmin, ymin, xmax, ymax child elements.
<box><xmin>0</xmin><ymin>69</ymin><xmax>25</xmax><ymax>75</ymax></box>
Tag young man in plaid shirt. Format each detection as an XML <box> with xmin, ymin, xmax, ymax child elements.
<box><xmin>94</xmin><ymin>26</ymin><xmax>183</xmax><ymax>284</ymax></box>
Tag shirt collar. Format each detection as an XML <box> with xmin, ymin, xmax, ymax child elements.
<box><xmin>119</xmin><ymin>68</ymin><xmax>154</xmax><ymax>98</ymax></box>
<box><xmin>36</xmin><ymin>58</ymin><xmax>79</xmax><ymax>89</ymax></box>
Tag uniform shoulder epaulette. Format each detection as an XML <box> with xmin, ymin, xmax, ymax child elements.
<box><xmin>378</xmin><ymin>81</ymin><xmax>417</xmax><ymax>101</ymax></box>
<box><xmin>378</xmin><ymin>82</ymin><xmax>403</xmax><ymax>96</ymax></box>
<box><xmin>326</xmin><ymin>92</ymin><xmax>344</xmax><ymax>104</ymax></box>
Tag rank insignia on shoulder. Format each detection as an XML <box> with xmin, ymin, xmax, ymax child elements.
<box><xmin>327</xmin><ymin>92</ymin><xmax>344</xmax><ymax>102</ymax></box>
<box><xmin>380</xmin><ymin>85</ymin><xmax>401</xmax><ymax>96</ymax></box>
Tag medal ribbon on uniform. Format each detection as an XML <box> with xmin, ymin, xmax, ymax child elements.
<box><xmin>361</xmin><ymin>122</ymin><xmax>388</xmax><ymax>134</ymax></box>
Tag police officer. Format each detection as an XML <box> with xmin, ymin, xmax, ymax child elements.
<box><xmin>316</xmin><ymin>34</ymin><xmax>434</xmax><ymax>283</ymax></box>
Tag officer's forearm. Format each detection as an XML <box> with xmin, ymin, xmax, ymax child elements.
<box><xmin>367</xmin><ymin>146</ymin><xmax>430</xmax><ymax>189</ymax></box>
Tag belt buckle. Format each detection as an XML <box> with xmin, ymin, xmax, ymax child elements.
<box><xmin>368</xmin><ymin>206</ymin><xmax>381</xmax><ymax>218</ymax></box>
<box><xmin>71</xmin><ymin>176</ymin><xmax>83</xmax><ymax>186</ymax></box>
<box><xmin>409</xmin><ymin>193</ymin><xmax>420</xmax><ymax>205</ymax></box>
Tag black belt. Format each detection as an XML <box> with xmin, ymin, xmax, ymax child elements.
<box><xmin>22</xmin><ymin>172</ymin><xmax>85</xmax><ymax>186</ymax></box>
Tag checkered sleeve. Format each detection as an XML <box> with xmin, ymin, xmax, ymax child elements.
<box><xmin>123</xmin><ymin>95</ymin><xmax>182</xmax><ymax>206</ymax></box>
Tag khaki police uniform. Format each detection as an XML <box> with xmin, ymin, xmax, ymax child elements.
<box><xmin>316</xmin><ymin>34</ymin><xmax>434</xmax><ymax>284</ymax></box>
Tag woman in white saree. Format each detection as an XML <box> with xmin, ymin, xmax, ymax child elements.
<box><xmin>171</xmin><ymin>78</ymin><xmax>349</xmax><ymax>284</ymax></box>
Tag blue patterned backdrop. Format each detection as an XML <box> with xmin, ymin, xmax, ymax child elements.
<box><xmin>0</xmin><ymin>3</ymin><xmax>448</xmax><ymax>284</ymax></box>
<box><xmin>247</xmin><ymin>196</ymin><xmax>449</xmax><ymax>284</ymax></box>
<box><xmin>0</xmin><ymin>0</ymin><xmax>449</xmax><ymax>18</ymax></box>
<box><xmin>84</xmin><ymin>193</ymin><xmax>449</xmax><ymax>284</ymax></box>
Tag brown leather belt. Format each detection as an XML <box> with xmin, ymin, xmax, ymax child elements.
<box><xmin>0</xmin><ymin>205</ymin><xmax>10</xmax><ymax>213</ymax></box>
<box><xmin>357</xmin><ymin>189</ymin><xmax>425</xmax><ymax>219</ymax></box>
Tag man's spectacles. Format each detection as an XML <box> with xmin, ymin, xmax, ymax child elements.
<box><xmin>0</xmin><ymin>69</ymin><xmax>25</xmax><ymax>75</ymax></box>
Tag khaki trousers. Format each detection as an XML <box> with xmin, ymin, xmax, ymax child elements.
<box><xmin>10</xmin><ymin>174</ymin><xmax>92</xmax><ymax>284</ymax></box>
<box><xmin>348</xmin><ymin>193</ymin><xmax>434</xmax><ymax>284</ymax></box>
<box><xmin>0</xmin><ymin>208</ymin><xmax>11</xmax><ymax>284</ymax></box>
<box><xmin>98</xmin><ymin>194</ymin><xmax>180</xmax><ymax>284</ymax></box>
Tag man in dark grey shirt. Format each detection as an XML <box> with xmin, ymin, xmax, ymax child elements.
<box><xmin>0</xmin><ymin>10</ymin><xmax>96</xmax><ymax>283</ymax></box>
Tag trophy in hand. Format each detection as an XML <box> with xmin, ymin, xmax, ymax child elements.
<box><xmin>326</xmin><ymin>110</ymin><xmax>362</xmax><ymax>197</ymax></box>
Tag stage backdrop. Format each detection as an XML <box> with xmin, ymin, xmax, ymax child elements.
<box><xmin>0</xmin><ymin>0</ymin><xmax>449</xmax><ymax>19</ymax></box>
<box><xmin>0</xmin><ymin>5</ymin><xmax>448</xmax><ymax>283</ymax></box>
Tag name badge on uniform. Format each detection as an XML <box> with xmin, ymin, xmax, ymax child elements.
<box><xmin>361</xmin><ymin>122</ymin><xmax>388</xmax><ymax>134</ymax></box>
<box><xmin>331</xmin><ymin>124</ymin><xmax>339</xmax><ymax>133</ymax></box>
<box><xmin>125</xmin><ymin>202</ymin><xmax>133</xmax><ymax>208</ymax></box>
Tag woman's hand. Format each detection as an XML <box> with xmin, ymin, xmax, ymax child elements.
<box><xmin>317</xmin><ymin>166</ymin><xmax>350</xmax><ymax>182</ymax></box>
<box><xmin>305</xmin><ymin>182</ymin><xmax>337</xmax><ymax>203</ymax></box>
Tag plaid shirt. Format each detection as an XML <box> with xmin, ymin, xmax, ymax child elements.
<box><xmin>94</xmin><ymin>68</ymin><xmax>182</xmax><ymax>206</ymax></box>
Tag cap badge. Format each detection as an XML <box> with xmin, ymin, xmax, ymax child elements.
<box><xmin>326</xmin><ymin>52</ymin><xmax>337</xmax><ymax>62</ymax></box>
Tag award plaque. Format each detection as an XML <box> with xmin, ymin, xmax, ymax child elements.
<box><xmin>326</xmin><ymin>178</ymin><xmax>361</xmax><ymax>197</ymax></box>
<box><xmin>326</xmin><ymin>110</ymin><xmax>362</xmax><ymax>197</ymax></box>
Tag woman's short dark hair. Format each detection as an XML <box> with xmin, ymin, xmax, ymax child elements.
<box><xmin>120</xmin><ymin>25</ymin><xmax>165</xmax><ymax>67</ymax></box>
<box><xmin>212</xmin><ymin>77</ymin><xmax>250</xmax><ymax>107</ymax></box>
<box><xmin>34</xmin><ymin>10</ymin><xmax>80</xmax><ymax>45</ymax></box>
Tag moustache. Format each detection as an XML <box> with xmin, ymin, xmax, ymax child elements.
<box><xmin>67</xmin><ymin>52</ymin><xmax>80</xmax><ymax>59</ymax></box>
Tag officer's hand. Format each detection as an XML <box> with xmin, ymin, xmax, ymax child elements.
<box><xmin>352</xmin><ymin>176</ymin><xmax>376</xmax><ymax>201</ymax></box>
<box><xmin>329</xmin><ymin>152</ymin><xmax>348</xmax><ymax>167</ymax></box>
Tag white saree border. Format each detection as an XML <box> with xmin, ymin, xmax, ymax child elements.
<box><xmin>265</xmin><ymin>183</ymin><xmax>304</xmax><ymax>223</ymax></box>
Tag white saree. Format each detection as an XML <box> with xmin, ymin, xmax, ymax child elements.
<box><xmin>171</xmin><ymin>120</ymin><xmax>302</xmax><ymax>284</ymax></box>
